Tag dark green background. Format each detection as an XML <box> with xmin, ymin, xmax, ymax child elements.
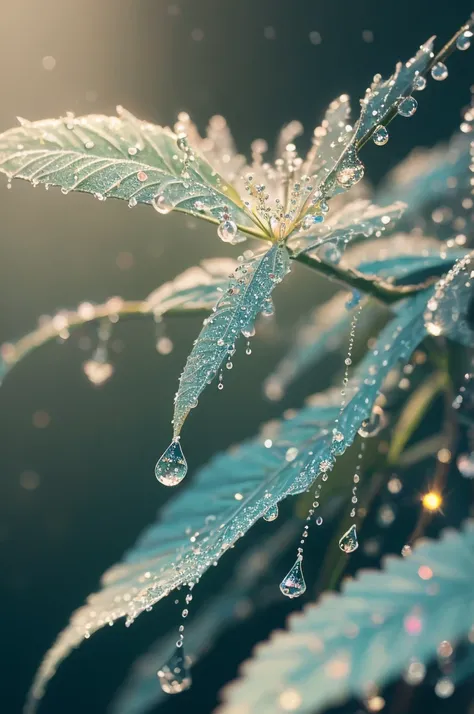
<box><xmin>0</xmin><ymin>1</ymin><xmax>473</xmax><ymax>713</ymax></box>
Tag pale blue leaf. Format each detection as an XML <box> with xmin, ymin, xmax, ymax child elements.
<box><xmin>171</xmin><ymin>243</ymin><xmax>290</xmax><ymax>437</ymax></box>
<box><xmin>217</xmin><ymin>521</ymin><xmax>474</xmax><ymax>714</ymax></box>
<box><xmin>110</xmin><ymin>522</ymin><xmax>299</xmax><ymax>714</ymax></box>
<box><xmin>26</xmin><ymin>291</ymin><xmax>429</xmax><ymax>712</ymax></box>
<box><xmin>288</xmin><ymin>201</ymin><xmax>405</xmax><ymax>255</ymax></box>
<box><xmin>302</xmin><ymin>95</ymin><xmax>354</xmax><ymax>185</ymax></box>
<box><xmin>0</xmin><ymin>108</ymin><xmax>255</xmax><ymax>229</ymax></box>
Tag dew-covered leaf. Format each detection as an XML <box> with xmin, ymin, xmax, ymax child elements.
<box><xmin>171</xmin><ymin>243</ymin><xmax>290</xmax><ymax>438</ymax></box>
<box><xmin>26</xmin><ymin>291</ymin><xmax>429</xmax><ymax>712</ymax></box>
<box><xmin>0</xmin><ymin>260</ymin><xmax>236</xmax><ymax>385</ymax></box>
<box><xmin>0</xmin><ymin>108</ymin><xmax>255</xmax><ymax>229</ymax></box>
<box><xmin>110</xmin><ymin>522</ymin><xmax>299</xmax><ymax>714</ymax></box>
<box><xmin>288</xmin><ymin>200</ymin><xmax>405</xmax><ymax>255</ymax></box>
<box><xmin>217</xmin><ymin>521</ymin><xmax>474</xmax><ymax>714</ymax></box>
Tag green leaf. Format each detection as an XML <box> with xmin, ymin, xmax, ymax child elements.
<box><xmin>217</xmin><ymin>521</ymin><xmax>474</xmax><ymax>714</ymax></box>
<box><xmin>0</xmin><ymin>259</ymin><xmax>236</xmax><ymax>385</ymax></box>
<box><xmin>0</xmin><ymin>108</ymin><xmax>257</xmax><ymax>232</ymax></box>
<box><xmin>25</xmin><ymin>291</ymin><xmax>429</xmax><ymax>712</ymax></box>
<box><xmin>170</xmin><ymin>243</ymin><xmax>290</xmax><ymax>438</ymax></box>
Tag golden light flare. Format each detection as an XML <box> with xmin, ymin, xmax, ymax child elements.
<box><xmin>421</xmin><ymin>491</ymin><xmax>443</xmax><ymax>512</ymax></box>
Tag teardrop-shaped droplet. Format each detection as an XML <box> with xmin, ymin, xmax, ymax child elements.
<box><xmin>339</xmin><ymin>524</ymin><xmax>359</xmax><ymax>553</ymax></box>
<box><xmin>372</xmin><ymin>125</ymin><xmax>389</xmax><ymax>146</ymax></box>
<box><xmin>157</xmin><ymin>645</ymin><xmax>192</xmax><ymax>694</ymax></box>
<box><xmin>217</xmin><ymin>219</ymin><xmax>238</xmax><ymax>243</ymax></box>
<box><xmin>358</xmin><ymin>405</ymin><xmax>387</xmax><ymax>438</ymax></box>
<box><xmin>279</xmin><ymin>555</ymin><xmax>306</xmax><ymax>598</ymax></box>
<box><xmin>397</xmin><ymin>96</ymin><xmax>418</xmax><ymax>117</ymax></box>
<box><xmin>456</xmin><ymin>31</ymin><xmax>472</xmax><ymax>51</ymax></box>
<box><xmin>336</xmin><ymin>152</ymin><xmax>365</xmax><ymax>188</ymax></box>
<box><xmin>83</xmin><ymin>359</ymin><xmax>114</xmax><ymax>386</ymax></box>
<box><xmin>263</xmin><ymin>504</ymin><xmax>279</xmax><ymax>522</ymax></box>
<box><xmin>155</xmin><ymin>440</ymin><xmax>188</xmax><ymax>486</ymax></box>
<box><xmin>153</xmin><ymin>194</ymin><xmax>173</xmax><ymax>215</ymax></box>
<box><xmin>431</xmin><ymin>62</ymin><xmax>448</xmax><ymax>81</ymax></box>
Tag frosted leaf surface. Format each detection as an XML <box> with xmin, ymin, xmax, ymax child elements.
<box><xmin>218</xmin><ymin>522</ymin><xmax>474</xmax><ymax>714</ymax></box>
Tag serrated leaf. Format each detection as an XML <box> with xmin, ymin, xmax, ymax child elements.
<box><xmin>0</xmin><ymin>259</ymin><xmax>236</xmax><ymax>385</ymax></box>
<box><xmin>217</xmin><ymin>521</ymin><xmax>474</xmax><ymax>714</ymax></box>
<box><xmin>171</xmin><ymin>243</ymin><xmax>290</xmax><ymax>437</ymax></box>
<box><xmin>0</xmin><ymin>108</ymin><xmax>256</xmax><ymax>230</ymax></box>
<box><xmin>288</xmin><ymin>200</ymin><xmax>405</xmax><ymax>255</ymax></box>
<box><xmin>26</xmin><ymin>291</ymin><xmax>429</xmax><ymax>712</ymax></box>
<box><xmin>110</xmin><ymin>522</ymin><xmax>299</xmax><ymax>714</ymax></box>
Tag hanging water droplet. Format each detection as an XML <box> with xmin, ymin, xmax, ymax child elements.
<box><xmin>217</xmin><ymin>219</ymin><xmax>238</xmax><ymax>243</ymax></box>
<box><xmin>128</xmin><ymin>197</ymin><xmax>137</xmax><ymax>208</ymax></box>
<box><xmin>372</xmin><ymin>125</ymin><xmax>389</xmax><ymax>146</ymax></box>
<box><xmin>338</xmin><ymin>524</ymin><xmax>359</xmax><ymax>553</ymax></box>
<box><xmin>261</xmin><ymin>297</ymin><xmax>274</xmax><ymax>317</ymax></box>
<box><xmin>336</xmin><ymin>153</ymin><xmax>365</xmax><ymax>188</ymax></box>
<box><xmin>157</xmin><ymin>644</ymin><xmax>192</xmax><ymax>694</ymax></box>
<box><xmin>83</xmin><ymin>359</ymin><xmax>114</xmax><ymax>386</ymax></box>
<box><xmin>279</xmin><ymin>555</ymin><xmax>306</xmax><ymax>598</ymax></box>
<box><xmin>153</xmin><ymin>194</ymin><xmax>173</xmax><ymax>214</ymax></box>
<box><xmin>456</xmin><ymin>31</ymin><xmax>472</xmax><ymax>51</ymax></box>
<box><xmin>358</xmin><ymin>405</ymin><xmax>387</xmax><ymax>438</ymax></box>
<box><xmin>457</xmin><ymin>452</ymin><xmax>474</xmax><ymax>478</ymax></box>
<box><xmin>155</xmin><ymin>440</ymin><xmax>188</xmax><ymax>486</ymax></box>
<box><xmin>431</xmin><ymin>62</ymin><xmax>448</xmax><ymax>81</ymax></box>
<box><xmin>413</xmin><ymin>75</ymin><xmax>427</xmax><ymax>91</ymax></box>
<box><xmin>397</xmin><ymin>96</ymin><xmax>418</xmax><ymax>117</ymax></box>
<box><xmin>241</xmin><ymin>325</ymin><xmax>255</xmax><ymax>338</ymax></box>
<box><xmin>263</xmin><ymin>504</ymin><xmax>279</xmax><ymax>522</ymax></box>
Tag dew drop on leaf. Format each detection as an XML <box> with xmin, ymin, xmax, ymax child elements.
<box><xmin>397</xmin><ymin>96</ymin><xmax>418</xmax><ymax>117</ymax></box>
<box><xmin>431</xmin><ymin>61</ymin><xmax>448</xmax><ymax>80</ymax></box>
<box><xmin>153</xmin><ymin>194</ymin><xmax>173</xmax><ymax>214</ymax></box>
<box><xmin>358</xmin><ymin>405</ymin><xmax>387</xmax><ymax>438</ymax></box>
<box><xmin>155</xmin><ymin>440</ymin><xmax>188</xmax><ymax>486</ymax></box>
<box><xmin>456</xmin><ymin>30</ymin><xmax>472</xmax><ymax>51</ymax></box>
<box><xmin>336</xmin><ymin>155</ymin><xmax>365</xmax><ymax>188</ymax></box>
<box><xmin>331</xmin><ymin>429</ymin><xmax>346</xmax><ymax>455</ymax></box>
<box><xmin>263</xmin><ymin>504</ymin><xmax>279</xmax><ymax>522</ymax></box>
<box><xmin>338</xmin><ymin>524</ymin><xmax>359</xmax><ymax>553</ymax></box>
<box><xmin>372</xmin><ymin>125</ymin><xmax>389</xmax><ymax>146</ymax></box>
<box><xmin>413</xmin><ymin>75</ymin><xmax>427</xmax><ymax>91</ymax></box>
<box><xmin>157</xmin><ymin>644</ymin><xmax>192</xmax><ymax>694</ymax></box>
<box><xmin>217</xmin><ymin>219</ymin><xmax>238</xmax><ymax>243</ymax></box>
<box><xmin>279</xmin><ymin>555</ymin><xmax>306</xmax><ymax>598</ymax></box>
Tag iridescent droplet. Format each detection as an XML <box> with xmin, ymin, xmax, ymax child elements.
<box><xmin>431</xmin><ymin>62</ymin><xmax>448</xmax><ymax>81</ymax></box>
<box><xmin>263</xmin><ymin>504</ymin><xmax>279</xmax><ymax>522</ymax></box>
<box><xmin>456</xmin><ymin>31</ymin><xmax>472</xmax><ymax>51</ymax></box>
<box><xmin>155</xmin><ymin>440</ymin><xmax>188</xmax><ymax>486</ymax></box>
<box><xmin>217</xmin><ymin>219</ymin><xmax>238</xmax><ymax>243</ymax></box>
<box><xmin>338</xmin><ymin>524</ymin><xmax>359</xmax><ymax>553</ymax></box>
<box><xmin>157</xmin><ymin>645</ymin><xmax>192</xmax><ymax>694</ymax></box>
<box><xmin>397</xmin><ymin>96</ymin><xmax>418</xmax><ymax>117</ymax></box>
<box><xmin>372</xmin><ymin>125</ymin><xmax>389</xmax><ymax>146</ymax></box>
<box><xmin>279</xmin><ymin>555</ymin><xmax>306</xmax><ymax>598</ymax></box>
<box><xmin>358</xmin><ymin>405</ymin><xmax>387</xmax><ymax>438</ymax></box>
<box><xmin>413</xmin><ymin>75</ymin><xmax>427</xmax><ymax>91</ymax></box>
<box><xmin>153</xmin><ymin>194</ymin><xmax>173</xmax><ymax>214</ymax></box>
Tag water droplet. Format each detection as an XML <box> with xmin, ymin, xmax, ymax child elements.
<box><xmin>431</xmin><ymin>62</ymin><xmax>448</xmax><ymax>81</ymax></box>
<box><xmin>456</xmin><ymin>31</ymin><xmax>472</xmax><ymax>51</ymax></box>
<box><xmin>331</xmin><ymin>429</ymin><xmax>346</xmax><ymax>455</ymax></box>
<box><xmin>157</xmin><ymin>645</ymin><xmax>192</xmax><ymax>694</ymax></box>
<box><xmin>413</xmin><ymin>75</ymin><xmax>427</xmax><ymax>91</ymax></box>
<box><xmin>153</xmin><ymin>194</ymin><xmax>173</xmax><ymax>214</ymax></box>
<box><xmin>128</xmin><ymin>197</ymin><xmax>137</xmax><ymax>208</ymax></box>
<box><xmin>217</xmin><ymin>219</ymin><xmax>238</xmax><ymax>243</ymax></box>
<box><xmin>336</xmin><ymin>153</ymin><xmax>364</xmax><ymax>188</ymax></box>
<box><xmin>435</xmin><ymin>677</ymin><xmax>454</xmax><ymax>699</ymax></box>
<box><xmin>137</xmin><ymin>171</ymin><xmax>148</xmax><ymax>182</ymax></box>
<box><xmin>397</xmin><ymin>96</ymin><xmax>418</xmax><ymax>117</ymax></box>
<box><xmin>358</xmin><ymin>405</ymin><xmax>387</xmax><ymax>438</ymax></box>
<box><xmin>263</xmin><ymin>504</ymin><xmax>279</xmax><ymax>522</ymax></box>
<box><xmin>279</xmin><ymin>555</ymin><xmax>306</xmax><ymax>598</ymax></box>
<box><xmin>155</xmin><ymin>440</ymin><xmax>188</xmax><ymax>486</ymax></box>
<box><xmin>321</xmin><ymin>242</ymin><xmax>342</xmax><ymax>264</ymax></box>
<box><xmin>372</xmin><ymin>125</ymin><xmax>389</xmax><ymax>146</ymax></box>
<box><xmin>457</xmin><ymin>452</ymin><xmax>474</xmax><ymax>478</ymax></box>
<box><xmin>338</xmin><ymin>524</ymin><xmax>359</xmax><ymax>553</ymax></box>
<box><xmin>83</xmin><ymin>359</ymin><xmax>114</xmax><ymax>386</ymax></box>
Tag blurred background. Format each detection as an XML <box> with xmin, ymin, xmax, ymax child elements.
<box><xmin>0</xmin><ymin>1</ymin><xmax>473</xmax><ymax>713</ymax></box>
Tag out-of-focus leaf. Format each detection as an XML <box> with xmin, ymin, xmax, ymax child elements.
<box><xmin>171</xmin><ymin>243</ymin><xmax>290</xmax><ymax>437</ymax></box>
<box><xmin>110</xmin><ymin>522</ymin><xmax>299</xmax><ymax>714</ymax></box>
<box><xmin>217</xmin><ymin>521</ymin><xmax>474</xmax><ymax>714</ymax></box>
<box><xmin>26</xmin><ymin>291</ymin><xmax>430</xmax><ymax>713</ymax></box>
<box><xmin>0</xmin><ymin>108</ymin><xmax>256</xmax><ymax>230</ymax></box>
